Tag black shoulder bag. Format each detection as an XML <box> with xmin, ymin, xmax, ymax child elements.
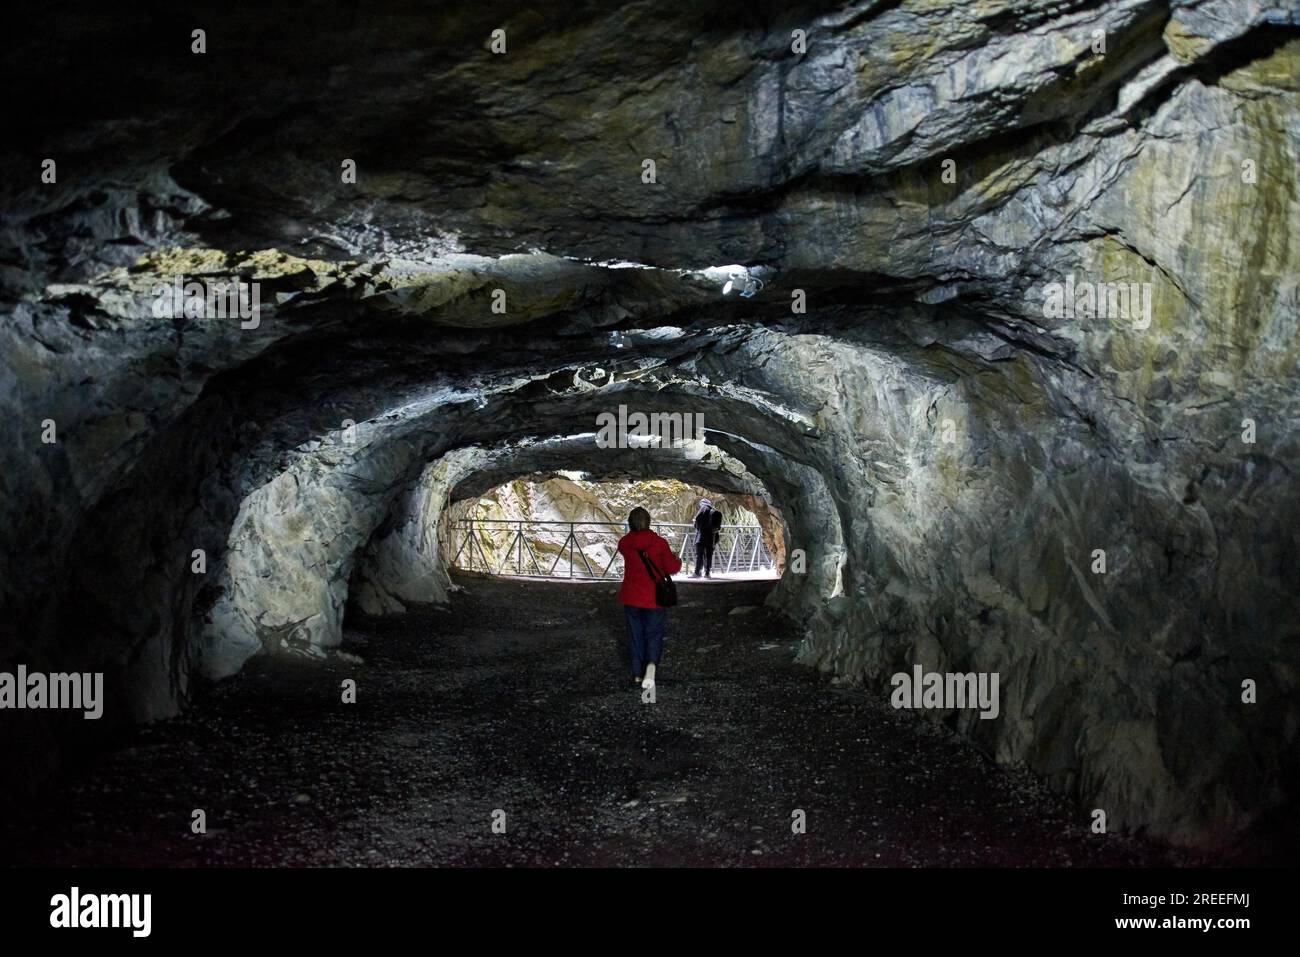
<box><xmin>637</xmin><ymin>550</ymin><xmax>678</xmax><ymax>607</ymax></box>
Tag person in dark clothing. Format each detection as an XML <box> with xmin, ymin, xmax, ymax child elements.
<box><xmin>691</xmin><ymin>498</ymin><xmax>723</xmax><ymax>578</ymax></box>
<box><xmin>617</xmin><ymin>506</ymin><xmax>682</xmax><ymax>689</ymax></box>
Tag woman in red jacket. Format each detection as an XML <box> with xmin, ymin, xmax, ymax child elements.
<box><xmin>617</xmin><ymin>507</ymin><xmax>683</xmax><ymax>690</ymax></box>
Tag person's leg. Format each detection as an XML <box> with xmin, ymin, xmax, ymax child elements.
<box><xmin>692</xmin><ymin>541</ymin><xmax>703</xmax><ymax>577</ymax></box>
<box><xmin>626</xmin><ymin>605</ymin><xmax>646</xmax><ymax>681</ymax></box>
<box><xmin>704</xmin><ymin>544</ymin><xmax>714</xmax><ymax>577</ymax></box>
<box><xmin>642</xmin><ymin>608</ymin><xmax>666</xmax><ymax>689</ymax></box>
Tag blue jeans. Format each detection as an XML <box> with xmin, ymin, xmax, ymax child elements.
<box><xmin>625</xmin><ymin>605</ymin><xmax>666</xmax><ymax>678</ymax></box>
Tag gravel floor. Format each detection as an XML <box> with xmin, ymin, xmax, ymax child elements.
<box><xmin>3</xmin><ymin>574</ymin><xmax>1217</xmax><ymax>867</ymax></box>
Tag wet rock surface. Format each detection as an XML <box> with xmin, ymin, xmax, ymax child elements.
<box><xmin>0</xmin><ymin>575</ymin><xmax>1223</xmax><ymax>868</ymax></box>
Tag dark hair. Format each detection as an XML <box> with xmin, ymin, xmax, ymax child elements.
<box><xmin>628</xmin><ymin>507</ymin><xmax>651</xmax><ymax>532</ymax></box>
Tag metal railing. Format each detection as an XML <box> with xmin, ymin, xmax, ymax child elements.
<box><xmin>446</xmin><ymin>519</ymin><xmax>776</xmax><ymax>579</ymax></box>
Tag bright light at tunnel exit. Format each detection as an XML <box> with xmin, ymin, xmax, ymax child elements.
<box><xmin>709</xmin><ymin>264</ymin><xmax>763</xmax><ymax>298</ymax></box>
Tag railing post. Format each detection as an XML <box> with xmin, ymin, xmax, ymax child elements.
<box><xmin>450</xmin><ymin>521</ymin><xmax>470</xmax><ymax>566</ymax></box>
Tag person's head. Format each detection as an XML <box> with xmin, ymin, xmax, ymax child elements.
<box><xmin>628</xmin><ymin>507</ymin><xmax>651</xmax><ymax>532</ymax></box>
<box><xmin>699</xmin><ymin>498</ymin><xmax>712</xmax><ymax>510</ymax></box>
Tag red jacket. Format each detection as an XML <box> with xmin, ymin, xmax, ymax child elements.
<box><xmin>617</xmin><ymin>530</ymin><xmax>683</xmax><ymax>608</ymax></box>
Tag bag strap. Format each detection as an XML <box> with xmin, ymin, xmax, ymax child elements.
<box><xmin>637</xmin><ymin>549</ymin><xmax>664</xmax><ymax>580</ymax></box>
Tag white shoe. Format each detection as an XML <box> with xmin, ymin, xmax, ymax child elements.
<box><xmin>641</xmin><ymin>663</ymin><xmax>656</xmax><ymax>690</ymax></box>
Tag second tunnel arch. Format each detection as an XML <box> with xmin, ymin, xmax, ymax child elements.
<box><xmin>347</xmin><ymin>445</ymin><xmax>803</xmax><ymax>614</ymax></box>
<box><xmin>199</xmin><ymin>369</ymin><xmax>858</xmax><ymax>684</ymax></box>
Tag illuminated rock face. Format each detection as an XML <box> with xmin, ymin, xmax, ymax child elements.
<box><xmin>0</xmin><ymin>2</ymin><xmax>1297</xmax><ymax>845</ymax></box>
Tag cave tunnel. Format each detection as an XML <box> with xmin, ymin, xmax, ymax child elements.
<box><xmin>1</xmin><ymin>0</ymin><xmax>1298</xmax><ymax>899</ymax></box>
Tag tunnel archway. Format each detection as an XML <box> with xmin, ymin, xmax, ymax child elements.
<box><xmin>342</xmin><ymin>439</ymin><xmax>800</xmax><ymax>619</ymax></box>
<box><xmin>19</xmin><ymin>299</ymin><xmax>1293</xmax><ymax>850</ymax></box>
<box><xmin>435</xmin><ymin>473</ymin><xmax>785</xmax><ymax>580</ymax></box>
<box><xmin>198</xmin><ymin>391</ymin><xmax>851</xmax><ymax>683</ymax></box>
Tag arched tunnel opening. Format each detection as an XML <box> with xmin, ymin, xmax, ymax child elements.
<box><xmin>433</xmin><ymin>474</ymin><xmax>785</xmax><ymax>581</ymax></box>
<box><xmin>0</xmin><ymin>0</ymin><xmax>1297</xmax><ymax>920</ymax></box>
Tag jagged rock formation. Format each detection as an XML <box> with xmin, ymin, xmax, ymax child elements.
<box><xmin>1</xmin><ymin>1</ymin><xmax>1297</xmax><ymax>847</ymax></box>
